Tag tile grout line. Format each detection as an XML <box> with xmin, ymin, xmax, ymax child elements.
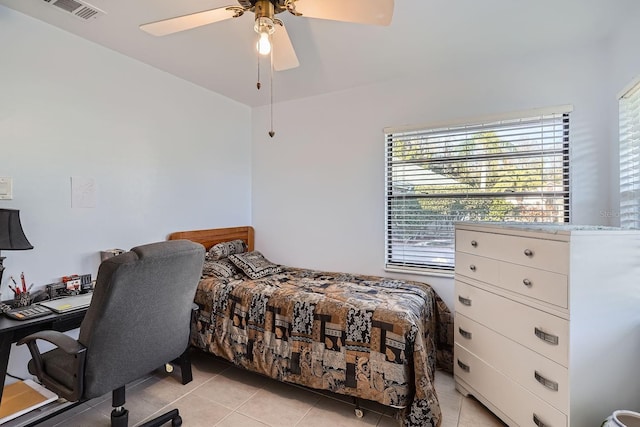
<box><xmin>132</xmin><ymin>367</ymin><xmax>231</xmax><ymax>426</ymax></box>
<box><xmin>213</xmin><ymin>383</ymin><xmax>269</xmax><ymax>426</ymax></box>
<box><xmin>456</xmin><ymin>394</ymin><xmax>463</xmax><ymax>427</ymax></box>
<box><xmin>291</xmin><ymin>402</ymin><xmax>316</xmax><ymax>427</ymax></box>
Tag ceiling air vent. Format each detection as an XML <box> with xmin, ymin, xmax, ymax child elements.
<box><xmin>42</xmin><ymin>0</ymin><xmax>105</xmax><ymax>21</ymax></box>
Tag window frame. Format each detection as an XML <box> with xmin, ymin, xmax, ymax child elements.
<box><xmin>619</xmin><ymin>77</ymin><xmax>640</xmax><ymax>229</ymax></box>
<box><xmin>384</xmin><ymin>106</ymin><xmax>572</xmax><ymax>275</ymax></box>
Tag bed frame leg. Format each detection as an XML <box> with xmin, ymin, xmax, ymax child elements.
<box><xmin>353</xmin><ymin>397</ymin><xmax>364</xmax><ymax>418</ymax></box>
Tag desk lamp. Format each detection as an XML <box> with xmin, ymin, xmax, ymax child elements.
<box><xmin>0</xmin><ymin>209</ymin><xmax>33</xmax><ymax>287</ymax></box>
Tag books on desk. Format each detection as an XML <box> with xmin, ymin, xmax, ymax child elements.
<box><xmin>38</xmin><ymin>293</ymin><xmax>93</xmax><ymax>313</ymax></box>
<box><xmin>0</xmin><ymin>380</ymin><xmax>58</xmax><ymax>424</ymax></box>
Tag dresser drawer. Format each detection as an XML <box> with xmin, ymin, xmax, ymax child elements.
<box><xmin>497</xmin><ymin>234</ymin><xmax>568</xmax><ymax>274</ymax></box>
<box><xmin>456</xmin><ymin>229</ymin><xmax>569</xmax><ymax>274</ymax></box>
<box><xmin>455</xmin><ymin>344</ymin><xmax>567</xmax><ymax>427</ymax></box>
<box><xmin>456</xmin><ymin>229</ymin><xmax>503</xmax><ymax>256</ymax></box>
<box><xmin>454</xmin><ymin>252</ymin><xmax>500</xmax><ymax>284</ymax></box>
<box><xmin>455</xmin><ymin>281</ymin><xmax>569</xmax><ymax>366</ymax></box>
<box><xmin>499</xmin><ymin>262</ymin><xmax>568</xmax><ymax>308</ymax></box>
<box><xmin>455</xmin><ymin>313</ymin><xmax>568</xmax><ymax>412</ymax></box>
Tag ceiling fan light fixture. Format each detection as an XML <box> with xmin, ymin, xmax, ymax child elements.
<box><xmin>257</xmin><ymin>30</ymin><xmax>272</xmax><ymax>55</ymax></box>
<box><xmin>254</xmin><ymin>13</ymin><xmax>275</xmax><ymax>55</ymax></box>
<box><xmin>253</xmin><ymin>0</ymin><xmax>275</xmax><ymax>56</ymax></box>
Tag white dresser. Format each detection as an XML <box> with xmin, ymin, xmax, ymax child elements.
<box><xmin>453</xmin><ymin>222</ymin><xmax>640</xmax><ymax>427</ymax></box>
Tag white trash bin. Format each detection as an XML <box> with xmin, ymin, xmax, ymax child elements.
<box><xmin>603</xmin><ymin>410</ymin><xmax>640</xmax><ymax>427</ymax></box>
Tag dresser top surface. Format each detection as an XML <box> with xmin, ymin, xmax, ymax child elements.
<box><xmin>455</xmin><ymin>221</ymin><xmax>639</xmax><ymax>236</ymax></box>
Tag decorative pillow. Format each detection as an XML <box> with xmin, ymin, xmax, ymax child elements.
<box><xmin>228</xmin><ymin>251</ymin><xmax>282</xmax><ymax>279</ymax></box>
<box><xmin>202</xmin><ymin>258</ymin><xmax>242</xmax><ymax>279</ymax></box>
<box><xmin>208</xmin><ymin>239</ymin><xmax>248</xmax><ymax>261</ymax></box>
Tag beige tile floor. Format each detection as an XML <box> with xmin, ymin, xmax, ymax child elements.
<box><xmin>37</xmin><ymin>350</ymin><xmax>506</xmax><ymax>426</ymax></box>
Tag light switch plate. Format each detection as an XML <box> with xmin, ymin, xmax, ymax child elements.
<box><xmin>0</xmin><ymin>177</ymin><xmax>12</xmax><ymax>200</ymax></box>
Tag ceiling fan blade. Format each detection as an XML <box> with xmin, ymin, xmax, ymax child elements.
<box><xmin>291</xmin><ymin>0</ymin><xmax>394</xmax><ymax>26</ymax></box>
<box><xmin>272</xmin><ymin>22</ymin><xmax>300</xmax><ymax>71</ymax></box>
<box><xmin>140</xmin><ymin>6</ymin><xmax>242</xmax><ymax>37</ymax></box>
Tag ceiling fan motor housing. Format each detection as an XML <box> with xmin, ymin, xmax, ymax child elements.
<box><xmin>253</xmin><ymin>0</ymin><xmax>276</xmax><ymax>35</ymax></box>
<box><xmin>238</xmin><ymin>0</ymin><xmax>289</xmax><ymax>15</ymax></box>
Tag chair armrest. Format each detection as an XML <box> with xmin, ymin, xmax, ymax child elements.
<box><xmin>18</xmin><ymin>330</ymin><xmax>87</xmax><ymax>401</ymax></box>
<box><xmin>18</xmin><ymin>330</ymin><xmax>86</xmax><ymax>354</ymax></box>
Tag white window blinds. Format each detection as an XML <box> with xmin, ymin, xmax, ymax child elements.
<box><xmin>385</xmin><ymin>107</ymin><xmax>571</xmax><ymax>272</ymax></box>
<box><xmin>619</xmin><ymin>80</ymin><xmax>640</xmax><ymax>229</ymax></box>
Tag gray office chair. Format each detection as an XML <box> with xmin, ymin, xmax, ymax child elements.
<box><xmin>18</xmin><ymin>240</ymin><xmax>205</xmax><ymax>427</ymax></box>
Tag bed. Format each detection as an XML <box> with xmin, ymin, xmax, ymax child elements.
<box><xmin>169</xmin><ymin>226</ymin><xmax>453</xmax><ymax>427</ymax></box>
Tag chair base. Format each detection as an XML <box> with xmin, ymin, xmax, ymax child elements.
<box><xmin>111</xmin><ymin>407</ymin><xmax>181</xmax><ymax>427</ymax></box>
<box><xmin>139</xmin><ymin>409</ymin><xmax>182</xmax><ymax>427</ymax></box>
<box><xmin>167</xmin><ymin>347</ymin><xmax>193</xmax><ymax>385</ymax></box>
<box><xmin>176</xmin><ymin>349</ymin><xmax>192</xmax><ymax>385</ymax></box>
<box><xmin>110</xmin><ymin>407</ymin><xmax>128</xmax><ymax>427</ymax></box>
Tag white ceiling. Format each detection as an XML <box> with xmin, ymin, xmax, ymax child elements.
<box><xmin>2</xmin><ymin>0</ymin><xmax>638</xmax><ymax>107</ymax></box>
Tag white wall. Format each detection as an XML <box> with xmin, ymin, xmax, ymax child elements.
<box><xmin>0</xmin><ymin>6</ymin><xmax>252</xmax><ymax>286</ymax></box>
<box><xmin>251</xmin><ymin>41</ymin><xmax>613</xmax><ymax>310</ymax></box>
<box><xmin>1</xmin><ymin>6</ymin><xmax>251</xmax><ymax>382</ymax></box>
<box><xmin>607</xmin><ymin>13</ymin><xmax>640</xmax><ymax>224</ymax></box>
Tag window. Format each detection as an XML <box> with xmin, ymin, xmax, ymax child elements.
<box><xmin>384</xmin><ymin>107</ymin><xmax>571</xmax><ymax>273</ymax></box>
<box><xmin>619</xmin><ymin>79</ymin><xmax>640</xmax><ymax>229</ymax></box>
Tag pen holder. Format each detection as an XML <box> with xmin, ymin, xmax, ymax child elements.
<box><xmin>13</xmin><ymin>292</ymin><xmax>31</xmax><ymax>308</ymax></box>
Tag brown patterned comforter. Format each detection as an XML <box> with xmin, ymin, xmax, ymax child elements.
<box><xmin>191</xmin><ymin>267</ymin><xmax>453</xmax><ymax>427</ymax></box>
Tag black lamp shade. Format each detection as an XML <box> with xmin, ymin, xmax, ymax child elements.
<box><xmin>0</xmin><ymin>209</ymin><xmax>33</xmax><ymax>251</ymax></box>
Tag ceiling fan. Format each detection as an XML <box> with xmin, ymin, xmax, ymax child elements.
<box><xmin>139</xmin><ymin>0</ymin><xmax>395</xmax><ymax>71</ymax></box>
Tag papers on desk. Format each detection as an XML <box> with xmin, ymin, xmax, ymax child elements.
<box><xmin>38</xmin><ymin>293</ymin><xmax>93</xmax><ymax>313</ymax></box>
<box><xmin>0</xmin><ymin>380</ymin><xmax>58</xmax><ymax>424</ymax></box>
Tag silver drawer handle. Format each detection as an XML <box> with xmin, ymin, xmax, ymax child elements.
<box><xmin>523</xmin><ymin>278</ymin><xmax>532</xmax><ymax>287</ymax></box>
<box><xmin>469</xmin><ymin>264</ymin><xmax>476</xmax><ymax>272</ymax></box>
<box><xmin>533</xmin><ymin>414</ymin><xmax>547</xmax><ymax>427</ymax></box>
<box><xmin>457</xmin><ymin>359</ymin><xmax>470</xmax><ymax>372</ymax></box>
<box><xmin>458</xmin><ymin>296</ymin><xmax>472</xmax><ymax>306</ymax></box>
<box><xmin>524</xmin><ymin>248</ymin><xmax>534</xmax><ymax>257</ymax></box>
<box><xmin>470</xmin><ymin>240</ymin><xmax>478</xmax><ymax>247</ymax></box>
<box><xmin>534</xmin><ymin>327</ymin><xmax>559</xmax><ymax>345</ymax></box>
<box><xmin>458</xmin><ymin>327</ymin><xmax>472</xmax><ymax>339</ymax></box>
<box><xmin>535</xmin><ymin>371</ymin><xmax>559</xmax><ymax>391</ymax></box>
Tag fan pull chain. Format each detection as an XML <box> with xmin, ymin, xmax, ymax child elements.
<box><xmin>268</xmin><ymin>47</ymin><xmax>275</xmax><ymax>138</ymax></box>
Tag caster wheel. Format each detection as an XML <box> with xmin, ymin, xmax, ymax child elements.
<box><xmin>172</xmin><ymin>415</ymin><xmax>182</xmax><ymax>426</ymax></box>
<box><xmin>354</xmin><ymin>408</ymin><xmax>364</xmax><ymax>418</ymax></box>
<box><xmin>165</xmin><ymin>363</ymin><xmax>174</xmax><ymax>373</ymax></box>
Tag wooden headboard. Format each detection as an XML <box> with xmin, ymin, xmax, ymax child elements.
<box><xmin>168</xmin><ymin>226</ymin><xmax>255</xmax><ymax>251</ymax></box>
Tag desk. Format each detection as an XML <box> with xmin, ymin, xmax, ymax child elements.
<box><xmin>0</xmin><ymin>307</ymin><xmax>87</xmax><ymax>404</ymax></box>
